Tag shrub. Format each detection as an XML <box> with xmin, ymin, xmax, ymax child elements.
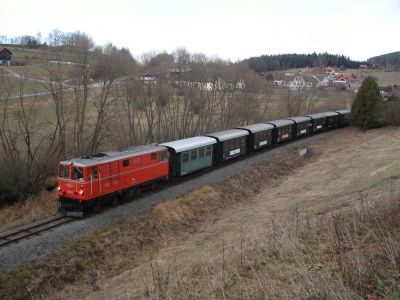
<box><xmin>351</xmin><ymin>76</ymin><xmax>382</xmax><ymax>129</ymax></box>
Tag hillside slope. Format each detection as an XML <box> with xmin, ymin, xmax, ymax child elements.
<box><xmin>51</xmin><ymin>127</ymin><xmax>400</xmax><ymax>299</ymax></box>
<box><xmin>1</xmin><ymin>127</ymin><xmax>400</xmax><ymax>299</ymax></box>
<box><xmin>368</xmin><ymin>51</ymin><xmax>400</xmax><ymax>69</ymax></box>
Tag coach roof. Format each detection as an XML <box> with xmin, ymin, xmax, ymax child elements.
<box><xmin>286</xmin><ymin>116</ymin><xmax>312</xmax><ymax>123</ymax></box>
<box><xmin>236</xmin><ymin>123</ymin><xmax>274</xmax><ymax>133</ymax></box>
<box><xmin>336</xmin><ymin>109</ymin><xmax>351</xmax><ymax>114</ymax></box>
<box><xmin>305</xmin><ymin>113</ymin><xmax>327</xmax><ymax>119</ymax></box>
<box><xmin>160</xmin><ymin>136</ymin><xmax>216</xmax><ymax>153</ymax></box>
<box><xmin>205</xmin><ymin>129</ymin><xmax>249</xmax><ymax>142</ymax></box>
<box><xmin>323</xmin><ymin>111</ymin><xmax>340</xmax><ymax>117</ymax></box>
<box><xmin>266</xmin><ymin>119</ymin><xmax>295</xmax><ymax>127</ymax></box>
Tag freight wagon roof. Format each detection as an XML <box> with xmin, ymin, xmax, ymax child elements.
<box><xmin>305</xmin><ymin>113</ymin><xmax>327</xmax><ymax>120</ymax></box>
<box><xmin>236</xmin><ymin>123</ymin><xmax>274</xmax><ymax>133</ymax></box>
<box><xmin>205</xmin><ymin>129</ymin><xmax>249</xmax><ymax>141</ymax></box>
<box><xmin>60</xmin><ymin>145</ymin><xmax>167</xmax><ymax>167</ymax></box>
<box><xmin>336</xmin><ymin>109</ymin><xmax>351</xmax><ymax>115</ymax></box>
<box><xmin>160</xmin><ymin>136</ymin><xmax>216</xmax><ymax>153</ymax></box>
<box><xmin>266</xmin><ymin>119</ymin><xmax>295</xmax><ymax>127</ymax></box>
<box><xmin>323</xmin><ymin>111</ymin><xmax>340</xmax><ymax>117</ymax></box>
<box><xmin>286</xmin><ymin>116</ymin><xmax>312</xmax><ymax>123</ymax></box>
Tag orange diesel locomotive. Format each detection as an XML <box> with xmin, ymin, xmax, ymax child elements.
<box><xmin>57</xmin><ymin>145</ymin><xmax>169</xmax><ymax>215</ymax></box>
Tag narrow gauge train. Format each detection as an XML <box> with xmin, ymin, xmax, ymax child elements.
<box><xmin>57</xmin><ymin>110</ymin><xmax>350</xmax><ymax>216</ymax></box>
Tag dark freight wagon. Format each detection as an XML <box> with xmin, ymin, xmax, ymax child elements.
<box><xmin>161</xmin><ymin>136</ymin><xmax>216</xmax><ymax>177</ymax></box>
<box><xmin>266</xmin><ymin>119</ymin><xmax>295</xmax><ymax>144</ymax></box>
<box><xmin>305</xmin><ymin>113</ymin><xmax>327</xmax><ymax>132</ymax></box>
<box><xmin>205</xmin><ymin>129</ymin><xmax>249</xmax><ymax>163</ymax></box>
<box><xmin>236</xmin><ymin>123</ymin><xmax>274</xmax><ymax>152</ymax></box>
<box><xmin>336</xmin><ymin>109</ymin><xmax>351</xmax><ymax>127</ymax></box>
<box><xmin>324</xmin><ymin>111</ymin><xmax>340</xmax><ymax>129</ymax></box>
<box><xmin>286</xmin><ymin>116</ymin><xmax>312</xmax><ymax>137</ymax></box>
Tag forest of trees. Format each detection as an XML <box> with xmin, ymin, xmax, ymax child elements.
<box><xmin>368</xmin><ymin>51</ymin><xmax>400</xmax><ymax>69</ymax></box>
<box><xmin>246</xmin><ymin>52</ymin><xmax>363</xmax><ymax>72</ymax></box>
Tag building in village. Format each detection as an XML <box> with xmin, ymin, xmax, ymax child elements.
<box><xmin>0</xmin><ymin>48</ymin><xmax>12</xmax><ymax>66</ymax></box>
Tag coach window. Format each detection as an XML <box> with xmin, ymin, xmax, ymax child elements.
<box><xmin>123</xmin><ymin>159</ymin><xmax>129</xmax><ymax>168</ymax></box>
<box><xmin>199</xmin><ymin>147</ymin><xmax>205</xmax><ymax>159</ymax></box>
<box><xmin>151</xmin><ymin>152</ymin><xmax>157</xmax><ymax>160</ymax></box>
<box><xmin>182</xmin><ymin>151</ymin><xmax>189</xmax><ymax>163</ymax></box>
<box><xmin>72</xmin><ymin>167</ymin><xmax>84</xmax><ymax>181</ymax></box>
<box><xmin>59</xmin><ymin>165</ymin><xmax>69</xmax><ymax>179</ymax></box>
<box><xmin>91</xmin><ymin>167</ymin><xmax>98</xmax><ymax>179</ymax></box>
<box><xmin>206</xmin><ymin>146</ymin><xmax>212</xmax><ymax>156</ymax></box>
<box><xmin>191</xmin><ymin>149</ymin><xmax>197</xmax><ymax>161</ymax></box>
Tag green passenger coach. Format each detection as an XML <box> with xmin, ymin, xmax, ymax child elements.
<box><xmin>160</xmin><ymin>136</ymin><xmax>217</xmax><ymax>177</ymax></box>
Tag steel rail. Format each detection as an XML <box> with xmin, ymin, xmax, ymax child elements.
<box><xmin>0</xmin><ymin>214</ymin><xmax>74</xmax><ymax>247</ymax></box>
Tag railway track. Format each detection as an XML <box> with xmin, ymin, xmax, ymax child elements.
<box><xmin>0</xmin><ymin>214</ymin><xmax>74</xmax><ymax>248</ymax></box>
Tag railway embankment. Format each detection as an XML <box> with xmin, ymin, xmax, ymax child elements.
<box><xmin>1</xmin><ymin>127</ymin><xmax>400</xmax><ymax>299</ymax></box>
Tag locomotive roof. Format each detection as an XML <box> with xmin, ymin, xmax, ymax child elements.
<box><xmin>265</xmin><ymin>119</ymin><xmax>295</xmax><ymax>127</ymax></box>
<box><xmin>160</xmin><ymin>136</ymin><xmax>216</xmax><ymax>153</ymax></box>
<box><xmin>205</xmin><ymin>129</ymin><xmax>249</xmax><ymax>141</ymax></box>
<box><xmin>286</xmin><ymin>116</ymin><xmax>312</xmax><ymax>123</ymax></box>
<box><xmin>236</xmin><ymin>123</ymin><xmax>274</xmax><ymax>133</ymax></box>
<box><xmin>336</xmin><ymin>109</ymin><xmax>351</xmax><ymax>115</ymax></box>
<box><xmin>60</xmin><ymin>145</ymin><xmax>167</xmax><ymax>167</ymax></box>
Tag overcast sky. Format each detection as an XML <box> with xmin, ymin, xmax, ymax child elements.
<box><xmin>1</xmin><ymin>0</ymin><xmax>399</xmax><ymax>61</ymax></box>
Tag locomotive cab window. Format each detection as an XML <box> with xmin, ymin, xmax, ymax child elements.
<box><xmin>123</xmin><ymin>159</ymin><xmax>129</xmax><ymax>168</ymax></box>
<box><xmin>72</xmin><ymin>167</ymin><xmax>84</xmax><ymax>181</ymax></box>
<box><xmin>151</xmin><ymin>152</ymin><xmax>157</xmax><ymax>160</ymax></box>
<box><xmin>59</xmin><ymin>165</ymin><xmax>69</xmax><ymax>179</ymax></box>
<box><xmin>91</xmin><ymin>167</ymin><xmax>98</xmax><ymax>179</ymax></box>
<box><xmin>160</xmin><ymin>151</ymin><xmax>167</xmax><ymax>162</ymax></box>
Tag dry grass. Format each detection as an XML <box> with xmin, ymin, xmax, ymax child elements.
<box><xmin>0</xmin><ymin>147</ymin><xmax>306</xmax><ymax>300</ymax></box>
<box><xmin>0</xmin><ymin>187</ymin><xmax>58</xmax><ymax>233</ymax></box>
<box><xmin>1</xmin><ymin>127</ymin><xmax>400</xmax><ymax>300</ymax></box>
<box><xmin>353</xmin><ymin>69</ymin><xmax>400</xmax><ymax>86</ymax></box>
<box><xmin>133</xmin><ymin>188</ymin><xmax>400</xmax><ymax>300</ymax></box>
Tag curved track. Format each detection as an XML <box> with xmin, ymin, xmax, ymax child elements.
<box><xmin>0</xmin><ymin>129</ymin><xmax>341</xmax><ymax>269</ymax></box>
<box><xmin>0</xmin><ymin>214</ymin><xmax>74</xmax><ymax>248</ymax></box>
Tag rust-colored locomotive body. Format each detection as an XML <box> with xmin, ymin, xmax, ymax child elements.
<box><xmin>57</xmin><ymin>145</ymin><xmax>168</xmax><ymax>213</ymax></box>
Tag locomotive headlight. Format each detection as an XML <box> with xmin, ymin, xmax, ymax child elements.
<box><xmin>57</xmin><ymin>186</ymin><xmax>61</xmax><ymax>191</ymax></box>
<box><xmin>79</xmin><ymin>190</ymin><xmax>84</xmax><ymax>195</ymax></box>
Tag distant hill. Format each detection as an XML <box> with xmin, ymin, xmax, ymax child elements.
<box><xmin>246</xmin><ymin>52</ymin><xmax>363</xmax><ymax>73</ymax></box>
<box><xmin>368</xmin><ymin>51</ymin><xmax>400</xmax><ymax>69</ymax></box>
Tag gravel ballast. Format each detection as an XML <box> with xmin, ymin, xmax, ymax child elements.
<box><xmin>0</xmin><ymin>131</ymin><xmax>337</xmax><ymax>270</ymax></box>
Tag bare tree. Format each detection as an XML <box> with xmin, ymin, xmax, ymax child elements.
<box><xmin>283</xmin><ymin>86</ymin><xmax>322</xmax><ymax>117</ymax></box>
<box><xmin>87</xmin><ymin>44</ymin><xmax>137</xmax><ymax>152</ymax></box>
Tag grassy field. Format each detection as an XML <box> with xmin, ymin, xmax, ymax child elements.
<box><xmin>353</xmin><ymin>69</ymin><xmax>400</xmax><ymax>86</ymax></box>
<box><xmin>281</xmin><ymin>67</ymin><xmax>400</xmax><ymax>87</ymax></box>
<box><xmin>0</xmin><ymin>45</ymin><xmax>80</xmax><ymax>65</ymax></box>
<box><xmin>1</xmin><ymin>126</ymin><xmax>400</xmax><ymax>299</ymax></box>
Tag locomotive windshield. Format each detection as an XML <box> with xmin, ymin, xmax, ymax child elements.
<box><xmin>59</xmin><ymin>165</ymin><xmax>69</xmax><ymax>179</ymax></box>
<box><xmin>72</xmin><ymin>167</ymin><xmax>84</xmax><ymax>181</ymax></box>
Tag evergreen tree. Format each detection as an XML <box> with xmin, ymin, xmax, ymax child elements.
<box><xmin>351</xmin><ymin>76</ymin><xmax>382</xmax><ymax>129</ymax></box>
